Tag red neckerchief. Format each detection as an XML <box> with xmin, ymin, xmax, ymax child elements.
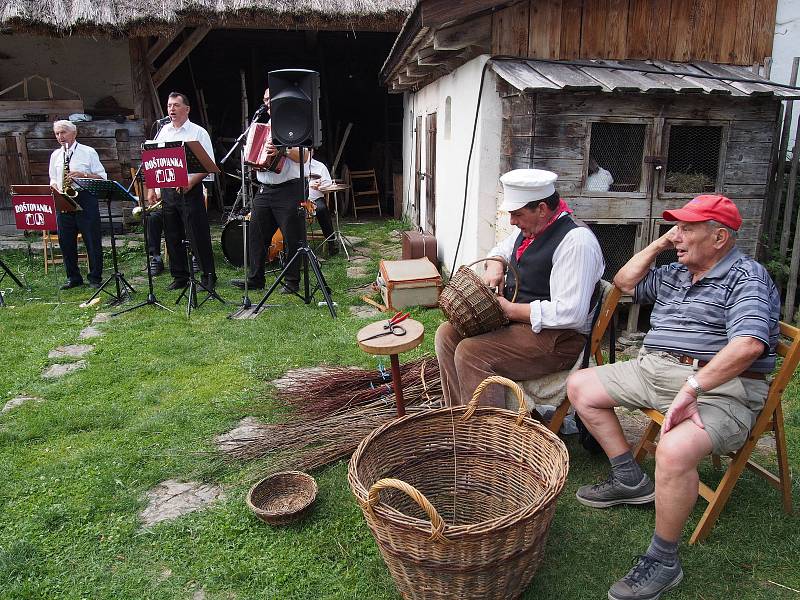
<box><xmin>515</xmin><ymin>199</ymin><xmax>573</xmax><ymax>261</ymax></box>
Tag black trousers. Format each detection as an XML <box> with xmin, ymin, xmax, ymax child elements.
<box><xmin>147</xmin><ymin>209</ymin><xmax>163</xmax><ymax>256</ymax></box>
<box><xmin>313</xmin><ymin>197</ymin><xmax>334</xmax><ymax>241</ymax></box>
<box><xmin>248</xmin><ymin>180</ymin><xmax>303</xmax><ymax>287</ymax></box>
<box><xmin>56</xmin><ymin>191</ymin><xmax>103</xmax><ymax>284</ymax></box>
<box><xmin>162</xmin><ymin>185</ymin><xmax>215</xmax><ymax>280</ymax></box>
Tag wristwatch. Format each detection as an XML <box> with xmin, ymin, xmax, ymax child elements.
<box><xmin>686</xmin><ymin>375</ymin><xmax>704</xmax><ymax>397</ymax></box>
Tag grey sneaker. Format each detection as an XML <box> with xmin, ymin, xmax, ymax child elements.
<box><xmin>576</xmin><ymin>473</ymin><xmax>655</xmax><ymax>508</ymax></box>
<box><xmin>608</xmin><ymin>555</ymin><xmax>683</xmax><ymax>600</ymax></box>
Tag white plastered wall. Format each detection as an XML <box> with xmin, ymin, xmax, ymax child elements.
<box><xmin>401</xmin><ymin>55</ymin><xmax>503</xmax><ymax>275</ymax></box>
<box><xmin>0</xmin><ymin>33</ymin><xmax>133</xmax><ymax>110</ymax></box>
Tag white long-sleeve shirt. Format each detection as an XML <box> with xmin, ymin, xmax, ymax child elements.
<box><xmin>152</xmin><ymin>119</ymin><xmax>214</xmax><ymax>178</ymax></box>
<box><xmin>48</xmin><ymin>141</ymin><xmax>107</xmax><ymax>192</ymax></box>
<box><xmin>488</xmin><ymin>217</ymin><xmax>604</xmax><ymax>335</ymax></box>
<box><xmin>307</xmin><ymin>158</ymin><xmax>332</xmax><ymax>200</ymax></box>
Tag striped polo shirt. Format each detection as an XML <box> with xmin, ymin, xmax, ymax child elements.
<box><xmin>635</xmin><ymin>247</ymin><xmax>780</xmax><ymax>373</ymax></box>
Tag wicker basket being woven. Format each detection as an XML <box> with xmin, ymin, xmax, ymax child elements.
<box><xmin>246</xmin><ymin>471</ymin><xmax>318</xmax><ymax>525</ymax></box>
<box><xmin>438</xmin><ymin>257</ymin><xmax>519</xmax><ymax>337</ymax></box>
<box><xmin>348</xmin><ymin>376</ymin><xmax>569</xmax><ymax>600</ymax></box>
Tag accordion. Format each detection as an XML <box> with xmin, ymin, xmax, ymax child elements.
<box><xmin>244</xmin><ymin>122</ymin><xmax>286</xmax><ymax>173</ymax></box>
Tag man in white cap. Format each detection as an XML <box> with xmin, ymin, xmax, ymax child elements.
<box><xmin>435</xmin><ymin>168</ymin><xmax>604</xmax><ymax>407</ymax></box>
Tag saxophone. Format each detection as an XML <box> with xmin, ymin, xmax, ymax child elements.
<box><xmin>62</xmin><ymin>144</ymin><xmax>78</xmax><ymax>199</ymax></box>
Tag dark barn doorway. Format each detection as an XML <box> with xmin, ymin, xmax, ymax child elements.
<box><xmin>157</xmin><ymin>28</ymin><xmax>401</xmax><ymax>214</ymax></box>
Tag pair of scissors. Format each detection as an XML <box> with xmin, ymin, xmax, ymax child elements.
<box><xmin>361</xmin><ymin>322</ymin><xmax>407</xmax><ymax>341</ymax></box>
<box><xmin>384</xmin><ymin>311</ymin><xmax>409</xmax><ymax>329</ymax></box>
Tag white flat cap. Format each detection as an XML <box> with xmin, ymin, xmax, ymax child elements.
<box><xmin>499</xmin><ymin>169</ymin><xmax>558</xmax><ymax>211</ymax></box>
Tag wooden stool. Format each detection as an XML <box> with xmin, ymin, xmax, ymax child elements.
<box><xmin>43</xmin><ymin>230</ymin><xmax>87</xmax><ymax>274</ymax></box>
<box><xmin>357</xmin><ymin>318</ymin><xmax>424</xmax><ymax>417</ymax></box>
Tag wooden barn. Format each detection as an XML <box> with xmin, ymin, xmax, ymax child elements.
<box><xmin>0</xmin><ymin>0</ymin><xmax>414</xmax><ymax>226</ymax></box>
<box><xmin>381</xmin><ymin>0</ymin><xmax>798</xmax><ymax>290</ymax></box>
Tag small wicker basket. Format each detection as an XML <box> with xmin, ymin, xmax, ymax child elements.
<box><xmin>438</xmin><ymin>257</ymin><xmax>519</xmax><ymax>338</ymax></box>
<box><xmin>246</xmin><ymin>471</ymin><xmax>318</xmax><ymax>525</ymax></box>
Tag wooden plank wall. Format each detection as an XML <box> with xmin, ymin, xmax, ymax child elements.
<box><xmin>492</xmin><ymin>0</ymin><xmax>778</xmax><ymax>65</ymax></box>
<box><xmin>0</xmin><ymin>121</ymin><xmax>146</xmax><ymax>187</ymax></box>
<box><xmin>499</xmin><ymin>86</ymin><xmax>781</xmax><ymax>256</ymax></box>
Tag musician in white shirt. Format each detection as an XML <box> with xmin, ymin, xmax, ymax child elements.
<box><xmin>48</xmin><ymin>120</ymin><xmax>106</xmax><ymax>290</ymax></box>
<box><xmin>147</xmin><ymin>92</ymin><xmax>217</xmax><ymax>291</ymax></box>
<box><xmin>232</xmin><ymin>87</ymin><xmax>308</xmax><ymax>293</ymax></box>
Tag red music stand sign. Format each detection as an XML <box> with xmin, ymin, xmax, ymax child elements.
<box><xmin>140</xmin><ymin>141</ymin><xmax>219</xmax><ymax>190</ymax></box>
<box><xmin>141</xmin><ymin>144</ymin><xmax>190</xmax><ymax>189</ymax></box>
<box><xmin>10</xmin><ymin>185</ymin><xmax>57</xmax><ymax>231</ymax></box>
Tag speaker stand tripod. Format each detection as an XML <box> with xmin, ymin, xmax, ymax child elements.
<box><xmin>253</xmin><ymin>158</ymin><xmax>336</xmax><ymax>318</ymax></box>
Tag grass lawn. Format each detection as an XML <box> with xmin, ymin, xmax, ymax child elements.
<box><xmin>1</xmin><ymin>219</ymin><xmax>799</xmax><ymax>600</ymax></box>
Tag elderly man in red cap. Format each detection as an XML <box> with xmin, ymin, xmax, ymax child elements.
<box><xmin>567</xmin><ymin>194</ymin><xmax>780</xmax><ymax>600</ymax></box>
<box><xmin>435</xmin><ymin>168</ymin><xmax>604</xmax><ymax>407</ymax></box>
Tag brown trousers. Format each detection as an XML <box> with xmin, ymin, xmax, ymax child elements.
<box><xmin>434</xmin><ymin>321</ymin><xmax>586</xmax><ymax>407</ymax></box>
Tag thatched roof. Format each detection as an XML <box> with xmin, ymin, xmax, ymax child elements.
<box><xmin>0</xmin><ymin>0</ymin><xmax>415</xmax><ymax>36</ymax></box>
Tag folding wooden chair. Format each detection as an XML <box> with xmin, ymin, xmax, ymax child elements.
<box><xmin>347</xmin><ymin>169</ymin><xmax>382</xmax><ymax>218</ymax></box>
<box><xmin>506</xmin><ymin>282</ymin><xmax>623</xmax><ymax>433</ymax></box>
<box><xmin>43</xmin><ymin>230</ymin><xmax>87</xmax><ymax>274</ymax></box>
<box><xmin>633</xmin><ymin>321</ymin><xmax>799</xmax><ymax>544</ymax></box>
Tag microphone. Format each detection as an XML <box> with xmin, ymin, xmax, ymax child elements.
<box><xmin>252</xmin><ymin>104</ymin><xmax>267</xmax><ymax>119</ymax></box>
<box><xmin>156</xmin><ymin>116</ymin><xmax>171</xmax><ymax>125</ymax></box>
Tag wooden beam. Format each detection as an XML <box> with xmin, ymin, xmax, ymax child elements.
<box><xmin>407</xmin><ymin>62</ymin><xmax>438</xmax><ymax>77</ymax></box>
<box><xmin>421</xmin><ymin>0</ymin><xmax>510</xmax><ymax>28</ymax></box>
<box><xmin>146</xmin><ymin>29</ymin><xmax>182</xmax><ymax>64</ymax></box>
<box><xmin>152</xmin><ymin>26</ymin><xmax>211</xmax><ymax>88</ymax></box>
<box><xmin>433</xmin><ymin>14</ymin><xmax>491</xmax><ymax>51</ymax></box>
<box><xmin>417</xmin><ymin>46</ymin><xmax>462</xmax><ymax>66</ymax></box>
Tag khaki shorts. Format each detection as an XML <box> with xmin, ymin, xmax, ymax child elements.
<box><xmin>595</xmin><ymin>348</ymin><xmax>770</xmax><ymax>455</ymax></box>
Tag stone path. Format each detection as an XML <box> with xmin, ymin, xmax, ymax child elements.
<box><xmin>92</xmin><ymin>312</ymin><xmax>112</xmax><ymax>324</ymax></box>
<box><xmin>346</xmin><ymin>266</ymin><xmax>370</xmax><ymax>278</ymax></box>
<box><xmin>42</xmin><ymin>361</ymin><xmax>87</xmax><ymax>379</ymax></box>
<box><xmin>349</xmin><ymin>305</ymin><xmax>382</xmax><ymax>318</ymax></box>
<box><xmin>2</xmin><ymin>396</ymin><xmax>41</xmax><ymax>414</ymax></box>
<box><xmin>48</xmin><ymin>344</ymin><xmax>94</xmax><ymax>359</ymax></box>
<box><xmin>140</xmin><ymin>479</ymin><xmax>224</xmax><ymax>526</ymax></box>
<box><xmin>78</xmin><ymin>326</ymin><xmax>103</xmax><ymax>340</ymax></box>
<box><xmin>214</xmin><ymin>417</ymin><xmax>265</xmax><ymax>453</ymax></box>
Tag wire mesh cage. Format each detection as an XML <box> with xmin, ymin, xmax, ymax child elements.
<box><xmin>664</xmin><ymin>125</ymin><xmax>722</xmax><ymax>193</ymax></box>
<box><xmin>587</xmin><ymin>122</ymin><xmax>647</xmax><ymax>193</ymax></box>
<box><xmin>586</xmin><ymin>222</ymin><xmax>639</xmax><ymax>281</ymax></box>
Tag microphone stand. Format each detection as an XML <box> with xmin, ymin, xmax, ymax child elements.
<box><xmin>224</xmin><ymin>105</ymin><xmax>266</xmax><ymax>319</ymax></box>
<box><xmin>114</xmin><ymin>123</ymin><xmax>173</xmax><ymax>316</ymax></box>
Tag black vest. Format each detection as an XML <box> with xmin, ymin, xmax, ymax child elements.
<box><xmin>504</xmin><ymin>215</ymin><xmax>579</xmax><ymax>304</ymax></box>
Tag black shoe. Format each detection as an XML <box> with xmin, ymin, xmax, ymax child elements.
<box><xmin>231</xmin><ymin>279</ymin><xmax>264</xmax><ymax>290</ymax></box>
<box><xmin>201</xmin><ymin>273</ymin><xmax>217</xmax><ymax>291</ymax></box>
<box><xmin>328</xmin><ymin>243</ymin><xmax>340</xmax><ymax>257</ymax></box>
<box><xmin>149</xmin><ymin>255</ymin><xmax>164</xmax><ymax>276</ymax></box>
<box><xmin>88</xmin><ymin>281</ymin><xmax>102</xmax><ymax>289</ymax></box>
<box><xmin>280</xmin><ymin>282</ymin><xmax>300</xmax><ymax>295</ymax></box>
<box><xmin>166</xmin><ymin>279</ymin><xmax>188</xmax><ymax>291</ymax></box>
<box><xmin>60</xmin><ymin>280</ymin><xmax>83</xmax><ymax>290</ymax></box>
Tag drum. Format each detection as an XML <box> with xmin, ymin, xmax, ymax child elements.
<box><xmin>221</xmin><ymin>218</ymin><xmax>284</xmax><ymax>267</ymax></box>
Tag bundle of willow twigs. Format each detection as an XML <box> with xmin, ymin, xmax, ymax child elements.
<box><xmin>223</xmin><ymin>358</ymin><xmax>443</xmax><ymax>476</ymax></box>
<box><xmin>275</xmin><ymin>356</ymin><xmax>441</xmax><ymax>416</ymax></box>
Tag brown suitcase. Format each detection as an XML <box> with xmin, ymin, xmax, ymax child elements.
<box><xmin>401</xmin><ymin>230</ymin><xmax>438</xmax><ymax>268</ymax></box>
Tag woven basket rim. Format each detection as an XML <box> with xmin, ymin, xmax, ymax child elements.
<box><xmin>246</xmin><ymin>470</ymin><xmax>318</xmax><ymax>518</ymax></box>
<box><xmin>348</xmin><ymin>405</ymin><xmax>569</xmax><ymax>538</ymax></box>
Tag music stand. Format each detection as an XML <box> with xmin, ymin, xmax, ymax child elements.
<box><xmin>319</xmin><ymin>183</ymin><xmax>362</xmax><ymax>260</ymax></box>
<box><xmin>74</xmin><ymin>178</ymin><xmax>137</xmax><ymax>307</ymax></box>
<box><xmin>253</xmin><ymin>155</ymin><xmax>337</xmax><ymax>318</ymax></box>
<box><xmin>0</xmin><ymin>259</ymin><xmax>26</xmax><ymax>307</ymax></box>
<box><xmin>141</xmin><ymin>140</ymin><xmax>225</xmax><ymax>313</ymax></box>
<box><xmin>113</xmin><ymin>163</ymin><xmax>173</xmax><ymax>316</ymax></box>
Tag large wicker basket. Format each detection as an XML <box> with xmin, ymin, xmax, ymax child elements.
<box><xmin>438</xmin><ymin>258</ymin><xmax>519</xmax><ymax>337</ymax></box>
<box><xmin>348</xmin><ymin>376</ymin><xmax>569</xmax><ymax>600</ymax></box>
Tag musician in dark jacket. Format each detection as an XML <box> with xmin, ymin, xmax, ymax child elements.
<box><xmin>435</xmin><ymin>169</ymin><xmax>604</xmax><ymax>406</ymax></box>
<box><xmin>232</xmin><ymin>87</ymin><xmax>306</xmax><ymax>293</ymax></box>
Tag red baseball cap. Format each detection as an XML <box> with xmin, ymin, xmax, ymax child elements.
<box><xmin>662</xmin><ymin>194</ymin><xmax>742</xmax><ymax>231</ymax></box>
